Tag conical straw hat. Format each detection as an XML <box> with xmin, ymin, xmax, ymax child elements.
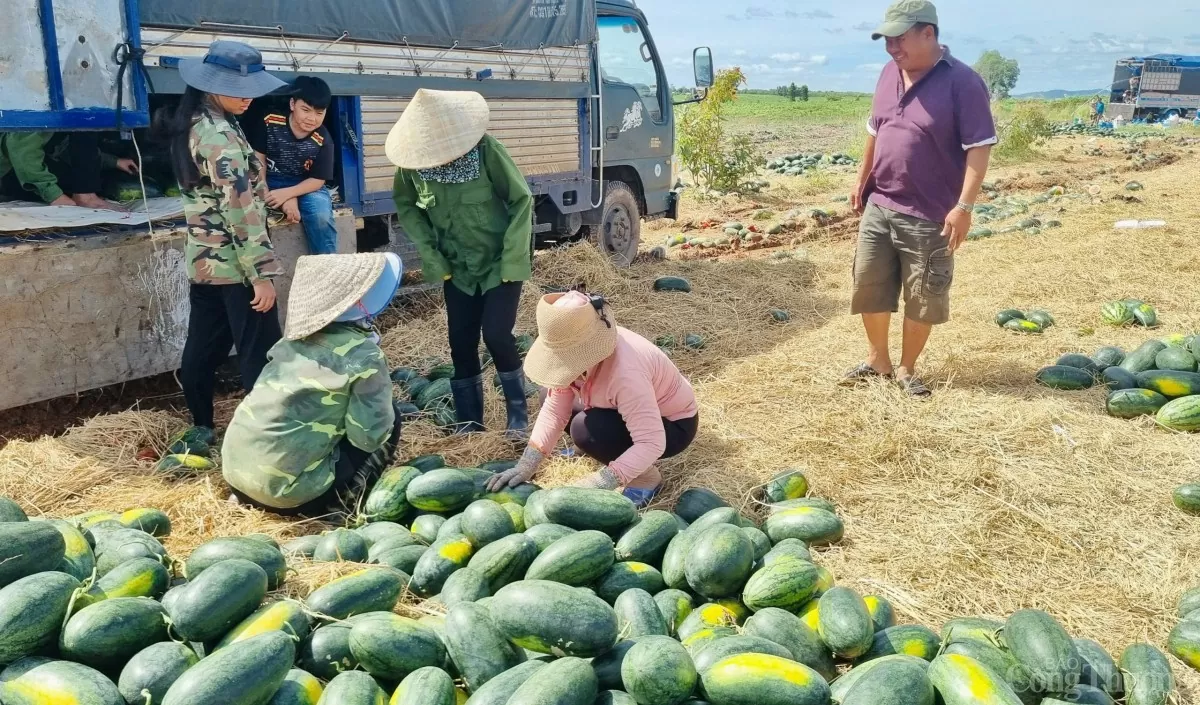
<box><xmin>284</xmin><ymin>254</ymin><xmax>387</xmax><ymax>340</ymax></box>
<box><xmin>385</xmin><ymin>89</ymin><xmax>490</xmax><ymax>170</ymax></box>
<box><xmin>524</xmin><ymin>292</ymin><xmax>620</xmax><ymax>389</ymax></box>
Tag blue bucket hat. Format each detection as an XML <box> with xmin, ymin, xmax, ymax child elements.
<box><xmin>179</xmin><ymin>40</ymin><xmax>287</xmax><ymax>99</ymax></box>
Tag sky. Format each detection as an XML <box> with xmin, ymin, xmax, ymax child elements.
<box><xmin>635</xmin><ymin>0</ymin><xmax>1200</xmax><ymax>94</ymax></box>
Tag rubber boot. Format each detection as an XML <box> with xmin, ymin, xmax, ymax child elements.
<box><xmin>622</xmin><ymin>466</ymin><xmax>663</xmax><ymax>509</ymax></box>
<box><xmin>496</xmin><ymin>368</ymin><xmax>531</xmax><ymax>442</ymax></box>
<box><xmin>450</xmin><ymin>375</ymin><xmax>486</xmax><ymax>433</ymax></box>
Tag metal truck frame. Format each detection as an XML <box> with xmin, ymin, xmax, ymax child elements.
<box><xmin>1107</xmin><ymin>54</ymin><xmax>1200</xmax><ymax>122</ymax></box>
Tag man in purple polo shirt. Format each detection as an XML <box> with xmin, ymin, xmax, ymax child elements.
<box><xmin>843</xmin><ymin>0</ymin><xmax>996</xmax><ymax>397</ymax></box>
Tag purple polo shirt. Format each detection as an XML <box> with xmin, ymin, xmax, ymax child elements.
<box><xmin>864</xmin><ymin>47</ymin><xmax>996</xmax><ymax>224</ymax></box>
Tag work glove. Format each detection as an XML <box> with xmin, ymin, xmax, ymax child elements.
<box><xmin>486</xmin><ymin>446</ymin><xmax>544</xmax><ymax>492</ymax></box>
<box><xmin>571</xmin><ymin>466</ymin><xmax>621</xmax><ymax>491</ymax></box>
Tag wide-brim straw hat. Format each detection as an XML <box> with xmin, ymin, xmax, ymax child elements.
<box><xmin>179</xmin><ymin>40</ymin><xmax>287</xmax><ymax>99</ymax></box>
<box><xmin>284</xmin><ymin>253</ymin><xmax>400</xmax><ymax>340</ymax></box>
<box><xmin>524</xmin><ymin>292</ymin><xmax>620</xmax><ymax>389</ymax></box>
<box><xmin>384</xmin><ymin>89</ymin><xmax>490</xmax><ymax>170</ymax></box>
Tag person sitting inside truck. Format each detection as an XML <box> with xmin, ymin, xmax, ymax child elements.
<box><xmin>387</xmin><ymin>88</ymin><xmax>534</xmax><ymax>439</ymax></box>
<box><xmin>246</xmin><ymin>76</ymin><xmax>339</xmax><ymax>254</ymax></box>
<box><xmin>486</xmin><ymin>290</ymin><xmax>700</xmax><ymax>508</ymax></box>
<box><xmin>151</xmin><ymin>40</ymin><xmax>287</xmax><ymax>438</ymax></box>
<box><xmin>222</xmin><ymin>252</ymin><xmax>403</xmax><ymax>515</ymax></box>
<box><xmin>0</xmin><ymin>131</ymin><xmax>137</xmax><ymax>211</ymax></box>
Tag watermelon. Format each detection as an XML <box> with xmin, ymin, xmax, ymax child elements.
<box><xmin>465</xmin><ymin>533</ymin><xmax>537</xmax><ymax>593</ymax></box>
<box><xmin>763</xmin><ymin>506</ymin><xmax>843</xmax><ymax>546</ymax></box>
<box><xmin>347</xmin><ymin>612</ymin><xmax>445</xmax><ymax>681</ymax></box>
<box><xmin>1180</xmin><ymin>588</ymin><xmax>1200</xmax><ymax>617</ymax></box>
<box><xmin>592</xmin><ymin>640</ymin><xmax>636</xmax><ymax>691</ymax></box>
<box><xmin>0</xmin><ymin>498</ymin><xmax>27</xmax><ymax>522</ymax></box>
<box><xmin>691</xmin><ymin>635</ymin><xmax>791</xmax><ymax>674</ymax></box>
<box><xmin>742</xmin><ymin>527</ymin><xmax>772</xmax><ymax>561</ymax></box>
<box><xmin>185</xmin><ymin>536</ymin><xmax>288</xmax><ymax>590</ymax></box>
<box><xmin>118</xmin><ymin>508</ymin><xmax>172</xmax><ymax>537</ymax></box>
<box><xmin>839</xmin><ymin>656</ymin><xmax>935</xmax><ymax>705</ymax></box>
<box><xmin>660</xmin><ymin>530</ymin><xmax>696</xmax><ymax>590</ymax></box>
<box><xmin>525</xmin><ymin>529</ymin><xmax>615</xmax><ymax>585</ymax></box>
<box><xmin>857</xmin><ymin>624</ymin><xmax>941</xmax><ymax>662</ymax></box>
<box><xmin>678</xmin><ymin>603</ymin><xmax>739</xmax><ymax>641</ymax></box>
<box><xmin>117</xmin><ymin>642</ymin><xmax>199</xmax><ymax>705</ymax></box>
<box><xmin>684</xmin><ymin>524</ymin><xmax>754</xmax><ymax>598</ymax></box>
<box><xmin>940</xmin><ymin>640</ymin><xmax>1032</xmax><ymax>703</ymax></box>
<box><xmin>1156</xmin><ymin>347</ymin><xmax>1197</xmax><ymax>372</ymax></box>
<box><xmin>1093</xmin><ymin>346</ymin><xmax>1125</xmax><ymax>368</ymax></box>
<box><xmin>415</xmin><ymin>377</ymin><xmax>453</xmax><ymax>409</ymax></box>
<box><xmin>864</xmin><ymin>595</ymin><xmax>897</xmax><ymax>632</ymax></box>
<box><xmin>392</xmin><ymin>667</ymin><xmax>455</xmax><ymax>705</ymax></box>
<box><xmin>1166</xmin><ymin>619</ymin><xmax>1200</xmax><ymax>674</ymax></box>
<box><xmin>764</xmin><ymin>470</ymin><xmax>809</xmax><ymax>503</ymax></box>
<box><xmin>522</xmin><ymin>490</ymin><xmax>551</xmax><ymax>529</ymax></box>
<box><xmin>1041</xmin><ymin>685</ymin><xmax>1115</xmax><ymax>705</ymax></box>
<box><xmin>88</xmin><ymin>556</ymin><xmax>170</xmax><ymax>601</ymax></box>
<box><xmin>365</xmin><ymin>532</ymin><xmax>421</xmax><ymax>560</ymax></box>
<box><xmin>501</xmin><ymin>502</ymin><xmax>526</xmax><ymax>532</ymax></box>
<box><xmin>427</xmin><ymin>363</ymin><xmax>457</xmax><ymax>381</ymax></box>
<box><xmin>689</xmin><ymin>507</ymin><xmax>745</xmax><ymax>532</ymax></box>
<box><xmin>362</xmin><ymin>466</ymin><xmax>421</xmax><ymax>522</ymax></box>
<box><xmin>1138</xmin><ymin>370</ymin><xmax>1200</xmax><ymax>399</ymax></box>
<box><xmin>215</xmin><ymin>599</ymin><xmax>311</xmax><ymax>650</ymax></box>
<box><xmin>1025</xmin><ymin>310</ymin><xmax>1055</xmax><ymax>329</ymax></box>
<box><xmin>489</xmin><ymin>580</ymin><xmax>619</xmax><ymax>657</ymax></box>
<box><xmin>683</xmin><ymin>334</ymin><xmax>707</xmax><ymax>350</ymax></box>
<box><xmin>314</xmin><ymin>528</ymin><xmax>370</xmax><ymax>563</ymax></box>
<box><xmin>440</xmin><ymin>567</ymin><xmax>491</xmax><ymax>606</ymax></box>
<box><xmin>614</xmin><ymin>510</ymin><xmax>679</xmax><ymax>564</ymax></box>
<box><xmin>1035</xmin><ymin>366</ymin><xmax>1094</xmax><ymax>390</ymax></box>
<box><xmin>597</xmin><ymin>562</ymin><xmax>666</xmax><ymax>603</ymax></box>
<box><xmin>0</xmin><ymin>657</ymin><xmax>123</xmax><ymax>705</ymax></box>
<box><xmin>1004</xmin><ymin>319</ymin><xmax>1043</xmax><ymax>334</ymax></box>
<box><xmin>760</xmin><ymin>538</ymin><xmax>813</xmax><ymax>566</ymax></box>
<box><xmin>596</xmin><ymin>691</ymin><xmax>638</xmax><ymax>705</ymax></box>
<box><xmin>60</xmin><ymin>597</ymin><xmax>169</xmax><ymax>672</ymax></box>
<box><xmin>1175</xmin><ymin>484</ymin><xmax>1200</xmax><ymax>515</ymax></box>
<box><xmin>995</xmin><ymin>309</ymin><xmax>1025</xmax><ymax>327</ymax></box>
<box><xmin>680</xmin><ymin>626</ymin><xmax>737</xmax><ymax>656</ymax></box>
<box><xmin>1106</xmin><ymin>389</ymin><xmax>1169</xmax><ymax>419</ymax></box>
<box><xmin>94</xmin><ymin>529</ymin><xmax>168</xmax><ymax>577</ymax></box>
<box><xmin>742</xmin><ymin>558</ymin><xmax>822</xmax><ymax>613</ymax></box>
<box><xmin>1073</xmin><ymin>638</ymin><xmax>1122</xmax><ymax>697</ymax></box>
<box><xmin>1132</xmin><ymin>304</ymin><xmax>1158</xmax><ymax>328</ymax></box>
<box><xmin>674</xmin><ymin>488</ymin><xmax>729</xmax><ymax>523</ymax></box>
<box><xmin>505</xmin><ymin>656</ymin><xmax>598</xmax><ymax>705</ymax></box>
<box><xmin>742</xmin><ymin>607</ymin><xmax>836</xmax><ymax>681</ymax></box>
<box><xmin>443</xmin><ymin>601</ymin><xmax>525</xmax><ymax>692</ymax></box>
<box><xmin>373</xmin><ymin>545</ymin><xmax>427</xmax><ymax>574</ymax></box>
<box><xmin>437</xmin><ymin>514</ymin><xmax>467</xmax><ymax>542</ymax></box>
<box><xmin>461</xmin><ymin>500</ymin><xmax>516</xmax><ymax>548</ymax></box>
<box><xmin>653</xmin><ymin>589</ymin><xmax>694</xmax><ymax>637</ymax></box>
<box><xmin>1156</xmin><ymin>395</ymin><xmax>1200</xmax><ymax>432</ymax></box>
<box><xmin>540</xmin><ymin>488</ymin><xmax>637</xmax><ymax>534</ymax></box>
<box><xmin>462</xmin><ymin>660</ymin><xmax>546</xmax><ymax>705</ymax></box>
<box><xmin>411</xmin><ymin>536</ymin><xmax>475</xmax><ymax>596</ymax></box>
<box><xmin>283</xmin><ymin>535</ymin><xmax>324</xmax><ymax>558</ymax></box>
<box><xmin>1102</xmin><ymin>366</ymin><xmax>1139</xmax><ymax>391</ymax></box>
<box><xmin>46</xmin><ymin>519</ymin><xmax>95</xmax><ymax>581</ymax></box>
<box><xmin>1057</xmin><ymin>354</ymin><xmax>1100</xmax><ymax>375</ymax></box>
<box><xmin>0</xmin><ymin>571</ymin><xmax>81</xmax><ymax>666</ymax></box>
<box><xmin>654</xmin><ymin>277</ymin><xmax>692</xmax><ymax>293</ymax></box>
<box><xmin>700</xmin><ymin>653</ymin><xmax>831</xmax><ymax>705</ymax></box>
<box><xmin>941</xmin><ymin>617</ymin><xmax>1003</xmax><ymax>644</ymax></box>
<box><xmin>1121</xmin><ymin>340</ymin><xmax>1168</xmax><ymax>374</ymax></box>
<box><xmin>314</xmin><ymin>671</ymin><xmax>386</xmax><ymax>705</ymax></box>
<box><xmin>268</xmin><ymin>669</ymin><xmax>325</xmax><ymax>705</ymax></box>
<box><xmin>299</xmin><ymin>624</ymin><xmax>357</xmax><ymax>681</ymax></box>
<box><xmin>816</xmin><ymin>587</ymin><xmax>874</xmax><ymax>659</ymax></box>
<box><xmin>1000</xmin><ymin>609</ymin><xmax>1080</xmax><ymax>695</ymax></box>
<box><xmin>1118</xmin><ymin>643</ymin><xmax>1174</xmax><ymax>705</ymax></box>
<box><xmin>1101</xmin><ymin>301</ymin><xmax>1133</xmax><ymax>326</ymax></box>
<box><xmin>621</xmin><ymin>635</ymin><xmax>697</xmax><ymax>705</ymax></box>
<box><xmin>154</xmin><ymin>454</ymin><xmax>216</xmax><ymax>473</ymax></box>
<box><xmin>407</xmin><ymin>469</ymin><xmax>476</xmax><ymax>512</ymax></box>
<box><xmin>614</xmin><ymin>588</ymin><xmax>669</xmax><ymax>638</ymax></box>
<box><xmin>306</xmin><ymin>568</ymin><xmax>406</xmax><ymax>620</ymax></box>
<box><xmin>169</xmin><ymin>558</ymin><xmax>268</xmax><ymax>642</ymax></box>
<box><xmin>0</xmin><ymin>521</ymin><xmax>65</xmax><ymax>588</ymax></box>
<box><xmin>829</xmin><ymin>655</ymin><xmax>930</xmax><ymax>702</ymax></box>
<box><xmin>927</xmin><ymin>653</ymin><xmax>1023</xmax><ymax>705</ymax></box>
<box><xmin>524</xmin><ymin>523</ymin><xmax>577</xmax><ymax>552</ymax></box>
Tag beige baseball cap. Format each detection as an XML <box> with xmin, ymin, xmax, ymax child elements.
<box><xmin>871</xmin><ymin>0</ymin><xmax>939</xmax><ymax>40</ymax></box>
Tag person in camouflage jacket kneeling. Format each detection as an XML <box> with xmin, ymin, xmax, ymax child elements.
<box><xmin>222</xmin><ymin>252</ymin><xmax>404</xmax><ymax>516</ymax></box>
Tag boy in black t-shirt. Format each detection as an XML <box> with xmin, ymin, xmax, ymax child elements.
<box><xmin>246</xmin><ymin>76</ymin><xmax>338</xmax><ymax>254</ymax></box>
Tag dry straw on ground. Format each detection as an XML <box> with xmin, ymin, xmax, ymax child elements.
<box><xmin>1</xmin><ymin>132</ymin><xmax>1198</xmax><ymax>696</ymax></box>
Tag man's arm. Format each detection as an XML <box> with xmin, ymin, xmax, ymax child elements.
<box><xmin>942</xmin><ymin>73</ymin><xmax>998</xmax><ymax>251</ymax></box>
<box><xmin>851</xmin><ymin>133</ymin><xmax>877</xmax><ymax>213</ymax></box>
<box><xmin>5</xmin><ymin>133</ymin><xmax>70</xmax><ymax>205</ymax></box>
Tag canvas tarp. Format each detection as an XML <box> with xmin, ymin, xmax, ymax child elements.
<box><xmin>139</xmin><ymin>0</ymin><xmax>597</xmax><ymax>51</ymax></box>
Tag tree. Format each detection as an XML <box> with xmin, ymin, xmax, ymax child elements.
<box><xmin>677</xmin><ymin>67</ymin><xmax>765</xmax><ymax>194</ymax></box>
<box><xmin>798</xmin><ymin>84</ymin><xmax>810</xmax><ymax>102</ymax></box>
<box><xmin>788</xmin><ymin>82</ymin><xmax>798</xmax><ymax>102</ymax></box>
<box><xmin>974</xmin><ymin>50</ymin><xmax>1021</xmax><ymax>100</ymax></box>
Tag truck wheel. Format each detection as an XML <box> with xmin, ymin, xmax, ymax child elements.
<box><xmin>587</xmin><ymin>181</ymin><xmax>641</xmax><ymax>267</ymax></box>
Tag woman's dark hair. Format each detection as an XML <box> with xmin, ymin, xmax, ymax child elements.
<box><xmin>150</xmin><ymin>86</ymin><xmax>208</xmax><ymax>191</ymax></box>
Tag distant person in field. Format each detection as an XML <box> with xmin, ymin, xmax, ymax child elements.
<box><xmin>223</xmin><ymin>252</ymin><xmax>403</xmax><ymax>516</ymax></box>
<box><xmin>247</xmin><ymin>76</ymin><xmax>339</xmax><ymax>254</ymax></box>
<box><xmin>845</xmin><ymin>0</ymin><xmax>995</xmax><ymax>397</ymax></box>
<box><xmin>387</xmin><ymin>89</ymin><xmax>534</xmax><ymax>439</ymax></box>
<box><xmin>485</xmin><ymin>291</ymin><xmax>699</xmax><ymax>508</ymax></box>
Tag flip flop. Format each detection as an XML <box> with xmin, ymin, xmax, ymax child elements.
<box><xmin>898</xmin><ymin>376</ymin><xmax>933</xmax><ymax>398</ymax></box>
<box><xmin>838</xmin><ymin>362</ymin><xmax>894</xmax><ymax>386</ymax></box>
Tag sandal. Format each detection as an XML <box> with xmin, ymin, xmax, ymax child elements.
<box><xmin>839</xmin><ymin>362</ymin><xmax>893</xmax><ymax>386</ymax></box>
<box><xmin>897</xmin><ymin>375</ymin><xmax>933</xmax><ymax>398</ymax></box>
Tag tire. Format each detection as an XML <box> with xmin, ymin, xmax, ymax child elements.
<box><xmin>586</xmin><ymin>181</ymin><xmax>641</xmax><ymax>267</ymax></box>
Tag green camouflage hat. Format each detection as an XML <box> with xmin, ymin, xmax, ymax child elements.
<box><xmin>872</xmin><ymin>0</ymin><xmax>938</xmax><ymax>40</ymax></box>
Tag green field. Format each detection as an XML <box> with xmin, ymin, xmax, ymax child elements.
<box><xmin>727</xmin><ymin>92</ymin><xmax>873</xmax><ymax>124</ymax></box>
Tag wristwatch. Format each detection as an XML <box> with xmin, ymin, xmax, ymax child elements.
<box><xmin>955</xmin><ymin>201</ymin><xmax>974</xmax><ymax>214</ymax></box>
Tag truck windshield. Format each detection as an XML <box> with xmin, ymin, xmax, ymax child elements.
<box><xmin>597</xmin><ymin>15</ymin><xmax>661</xmax><ymax>121</ymax></box>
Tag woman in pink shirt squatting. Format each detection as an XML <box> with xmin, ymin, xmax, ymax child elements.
<box><xmin>486</xmin><ymin>291</ymin><xmax>699</xmax><ymax>507</ymax></box>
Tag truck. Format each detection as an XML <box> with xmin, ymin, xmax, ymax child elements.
<box><xmin>0</xmin><ymin>0</ymin><xmax>712</xmax><ymax>411</ymax></box>
<box><xmin>1106</xmin><ymin>54</ymin><xmax>1200</xmax><ymax>123</ymax></box>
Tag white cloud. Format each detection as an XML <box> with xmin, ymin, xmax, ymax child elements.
<box><xmin>857</xmin><ymin>63</ymin><xmax>885</xmax><ymax>72</ymax></box>
<box><xmin>787</xmin><ymin>66</ymin><xmax>807</xmax><ymax>73</ymax></box>
<box><xmin>749</xmin><ymin>64</ymin><xmax>773</xmax><ymax>73</ymax></box>
<box><xmin>733</xmin><ymin>49</ymin><xmax>748</xmax><ymax>57</ymax></box>
<box><xmin>809</xmin><ymin>55</ymin><xmax>829</xmax><ymax>66</ymax></box>
<box><xmin>771</xmin><ymin>53</ymin><xmax>828</xmax><ymax>66</ymax></box>
<box><xmin>772</xmin><ymin>52</ymin><xmax>804</xmax><ymax>62</ymax></box>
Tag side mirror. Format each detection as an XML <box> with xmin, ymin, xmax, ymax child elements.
<box><xmin>693</xmin><ymin>47</ymin><xmax>714</xmax><ymax>88</ymax></box>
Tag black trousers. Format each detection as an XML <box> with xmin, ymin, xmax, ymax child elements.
<box><xmin>180</xmin><ymin>282</ymin><xmax>282</xmax><ymax>429</ymax></box>
<box><xmin>444</xmin><ymin>281</ymin><xmax>523</xmax><ymax>379</ymax></box>
<box><xmin>569</xmin><ymin>408</ymin><xmax>700</xmax><ymax>465</ymax></box>
<box><xmin>0</xmin><ymin>132</ymin><xmax>103</xmax><ymax>200</ymax></box>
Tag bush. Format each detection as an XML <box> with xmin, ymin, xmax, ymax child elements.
<box><xmin>677</xmin><ymin>67</ymin><xmax>765</xmax><ymax>195</ymax></box>
<box><xmin>994</xmin><ymin>102</ymin><xmax>1050</xmax><ymax>162</ymax></box>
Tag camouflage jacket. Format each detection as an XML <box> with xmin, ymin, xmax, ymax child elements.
<box><xmin>184</xmin><ymin>109</ymin><xmax>282</xmax><ymax>285</ymax></box>
<box><xmin>221</xmin><ymin>323</ymin><xmax>396</xmax><ymax>508</ymax></box>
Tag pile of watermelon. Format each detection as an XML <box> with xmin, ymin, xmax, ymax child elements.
<box><xmin>1168</xmin><ymin>588</ymin><xmax>1200</xmax><ymax>675</ymax></box>
<box><xmin>0</xmin><ymin>460</ymin><xmax>1184</xmax><ymax>705</ymax></box>
<box><xmin>1036</xmin><ymin>334</ymin><xmax>1200</xmax><ymax>431</ymax></box>
<box><xmin>995</xmin><ymin>309</ymin><xmax>1055</xmax><ymax>334</ymax></box>
<box><xmin>765</xmin><ymin>153</ymin><xmax>856</xmax><ymax>176</ymax></box>
<box><xmin>1101</xmin><ymin>299</ymin><xmax>1159</xmax><ymax>328</ymax></box>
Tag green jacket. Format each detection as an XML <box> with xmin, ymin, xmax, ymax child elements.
<box><xmin>392</xmin><ymin>134</ymin><xmax>533</xmax><ymax>295</ymax></box>
<box><xmin>221</xmin><ymin>323</ymin><xmax>396</xmax><ymax>509</ymax></box>
<box><xmin>184</xmin><ymin>109</ymin><xmax>281</xmax><ymax>285</ymax></box>
<box><xmin>0</xmin><ymin>132</ymin><xmax>119</xmax><ymax>203</ymax></box>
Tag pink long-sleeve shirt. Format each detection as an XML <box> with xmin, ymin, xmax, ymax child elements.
<box><xmin>529</xmin><ymin>327</ymin><xmax>698</xmax><ymax>482</ymax></box>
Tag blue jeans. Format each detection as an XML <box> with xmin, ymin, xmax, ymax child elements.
<box><xmin>267</xmin><ymin>175</ymin><xmax>338</xmax><ymax>255</ymax></box>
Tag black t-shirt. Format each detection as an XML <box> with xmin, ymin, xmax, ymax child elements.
<box><xmin>245</xmin><ymin>112</ymin><xmax>334</xmax><ymax>181</ymax></box>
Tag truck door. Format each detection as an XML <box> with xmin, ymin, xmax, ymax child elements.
<box><xmin>596</xmin><ymin>14</ymin><xmax>673</xmax><ymax>216</ymax></box>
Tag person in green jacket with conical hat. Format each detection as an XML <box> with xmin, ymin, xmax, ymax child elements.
<box><xmin>388</xmin><ymin>89</ymin><xmax>533</xmax><ymax>439</ymax></box>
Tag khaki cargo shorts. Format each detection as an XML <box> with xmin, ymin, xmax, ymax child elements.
<box><xmin>850</xmin><ymin>203</ymin><xmax>954</xmax><ymax>325</ymax></box>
